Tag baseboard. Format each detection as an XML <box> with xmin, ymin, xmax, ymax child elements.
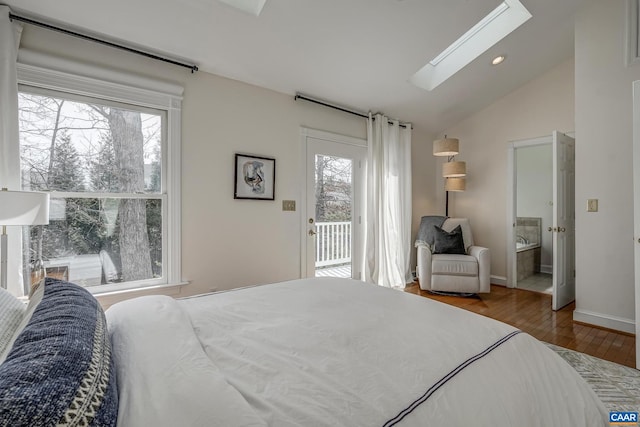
<box><xmin>540</xmin><ymin>264</ymin><xmax>552</xmax><ymax>275</ymax></box>
<box><xmin>490</xmin><ymin>275</ymin><xmax>507</xmax><ymax>286</ymax></box>
<box><xmin>573</xmin><ymin>309</ymin><xmax>635</xmax><ymax>335</ymax></box>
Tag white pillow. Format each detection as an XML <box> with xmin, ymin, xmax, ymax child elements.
<box><xmin>0</xmin><ymin>282</ymin><xmax>45</xmax><ymax>364</ymax></box>
<box><xmin>0</xmin><ymin>287</ymin><xmax>26</xmax><ymax>358</ymax></box>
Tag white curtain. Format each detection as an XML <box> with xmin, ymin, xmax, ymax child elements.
<box><xmin>364</xmin><ymin>113</ymin><xmax>412</xmax><ymax>289</ymax></box>
<box><xmin>0</xmin><ymin>6</ymin><xmax>24</xmax><ymax>295</ymax></box>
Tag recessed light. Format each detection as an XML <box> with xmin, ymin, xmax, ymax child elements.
<box><xmin>492</xmin><ymin>55</ymin><xmax>506</xmax><ymax>65</ymax></box>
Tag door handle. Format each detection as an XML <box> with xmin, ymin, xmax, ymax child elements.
<box><xmin>548</xmin><ymin>227</ymin><xmax>558</xmax><ymax>232</ymax></box>
<box><xmin>558</xmin><ymin>227</ymin><xmax>566</xmax><ymax>232</ymax></box>
<box><xmin>308</xmin><ymin>229</ymin><xmax>317</xmax><ymax>236</ymax></box>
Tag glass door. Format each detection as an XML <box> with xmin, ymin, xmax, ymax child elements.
<box><xmin>303</xmin><ymin>134</ymin><xmax>365</xmax><ymax>279</ymax></box>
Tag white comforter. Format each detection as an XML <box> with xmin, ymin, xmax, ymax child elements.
<box><xmin>106</xmin><ymin>278</ymin><xmax>608</xmax><ymax>426</ymax></box>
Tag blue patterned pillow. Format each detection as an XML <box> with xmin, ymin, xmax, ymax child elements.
<box><xmin>0</xmin><ymin>278</ymin><xmax>118</xmax><ymax>426</ymax></box>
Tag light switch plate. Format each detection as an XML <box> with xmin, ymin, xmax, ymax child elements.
<box><xmin>587</xmin><ymin>199</ymin><xmax>598</xmax><ymax>212</ymax></box>
<box><xmin>282</xmin><ymin>200</ymin><xmax>296</xmax><ymax>211</ymax></box>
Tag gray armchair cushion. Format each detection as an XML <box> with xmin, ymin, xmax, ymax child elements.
<box><xmin>415</xmin><ymin>215</ymin><xmax>447</xmax><ymax>247</ymax></box>
<box><xmin>432</xmin><ymin>225</ymin><xmax>466</xmax><ymax>255</ymax></box>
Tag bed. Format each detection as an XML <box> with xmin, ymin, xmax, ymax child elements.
<box><xmin>0</xmin><ymin>277</ymin><xmax>607</xmax><ymax>426</ymax></box>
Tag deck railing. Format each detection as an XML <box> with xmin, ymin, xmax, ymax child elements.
<box><xmin>315</xmin><ymin>221</ymin><xmax>351</xmax><ymax>267</ymax></box>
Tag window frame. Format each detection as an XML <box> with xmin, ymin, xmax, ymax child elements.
<box><xmin>15</xmin><ymin>50</ymin><xmax>183</xmax><ymax>295</ymax></box>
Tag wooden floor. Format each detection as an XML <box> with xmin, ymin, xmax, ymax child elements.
<box><xmin>405</xmin><ymin>283</ymin><xmax>637</xmax><ymax>369</ymax></box>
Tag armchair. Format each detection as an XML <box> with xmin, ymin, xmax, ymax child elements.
<box><xmin>416</xmin><ymin>218</ymin><xmax>490</xmax><ymax>294</ymax></box>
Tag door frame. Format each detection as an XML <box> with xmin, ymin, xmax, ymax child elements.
<box><xmin>506</xmin><ymin>135</ymin><xmax>552</xmax><ymax>289</ymax></box>
<box><xmin>506</xmin><ymin>132</ymin><xmax>575</xmax><ymax>309</ymax></box>
<box><xmin>632</xmin><ymin>79</ymin><xmax>640</xmax><ymax>368</ymax></box>
<box><xmin>299</xmin><ymin>127</ymin><xmax>366</xmax><ymax>279</ymax></box>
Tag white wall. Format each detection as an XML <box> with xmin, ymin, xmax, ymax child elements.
<box><xmin>573</xmin><ymin>1</ymin><xmax>639</xmax><ymax>333</ymax></box>
<box><xmin>516</xmin><ymin>144</ymin><xmax>553</xmax><ymax>268</ymax></box>
<box><xmin>180</xmin><ymin>73</ymin><xmax>366</xmax><ymax>294</ymax></box>
<box><xmin>436</xmin><ymin>59</ymin><xmax>575</xmax><ymax>284</ymax></box>
<box><xmin>19</xmin><ymin>25</ymin><xmax>432</xmax><ymax>304</ymax></box>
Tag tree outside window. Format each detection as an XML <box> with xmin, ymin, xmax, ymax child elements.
<box><xmin>18</xmin><ymin>90</ymin><xmax>163</xmax><ymax>289</ymax></box>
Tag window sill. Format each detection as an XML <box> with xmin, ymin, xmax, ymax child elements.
<box><xmin>96</xmin><ymin>281</ymin><xmax>189</xmax><ymax>310</ymax></box>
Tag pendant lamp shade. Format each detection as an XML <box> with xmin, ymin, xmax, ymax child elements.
<box><xmin>445</xmin><ymin>177</ymin><xmax>466</xmax><ymax>192</ymax></box>
<box><xmin>442</xmin><ymin>161</ymin><xmax>466</xmax><ymax>178</ymax></box>
<box><xmin>432</xmin><ymin>135</ymin><xmax>466</xmax><ymax>216</ymax></box>
<box><xmin>433</xmin><ymin>138</ymin><xmax>459</xmax><ymax>156</ymax></box>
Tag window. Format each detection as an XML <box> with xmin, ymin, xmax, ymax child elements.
<box><xmin>14</xmin><ymin>55</ymin><xmax>183</xmax><ymax>295</ymax></box>
<box><xmin>410</xmin><ymin>0</ymin><xmax>531</xmax><ymax>91</ymax></box>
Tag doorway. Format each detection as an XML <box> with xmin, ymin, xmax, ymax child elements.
<box><xmin>507</xmin><ymin>132</ymin><xmax>576</xmax><ymax>310</ymax></box>
<box><xmin>300</xmin><ymin>128</ymin><xmax>366</xmax><ymax>279</ymax></box>
<box><xmin>515</xmin><ymin>144</ymin><xmax>553</xmax><ymax>294</ymax></box>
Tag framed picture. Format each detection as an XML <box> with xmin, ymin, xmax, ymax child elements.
<box><xmin>234</xmin><ymin>153</ymin><xmax>276</xmax><ymax>200</ymax></box>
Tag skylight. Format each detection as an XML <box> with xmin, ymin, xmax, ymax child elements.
<box><xmin>217</xmin><ymin>0</ymin><xmax>267</xmax><ymax>16</ymax></box>
<box><xmin>410</xmin><ymin>0</ymin><xmax>531</xmax><ymax>91</ymax></box>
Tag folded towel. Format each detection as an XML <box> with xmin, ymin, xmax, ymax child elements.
<box><xmin>415</xmin><ymin>215</ymin><xmax>447</xmax><ymax>247</ymax></box>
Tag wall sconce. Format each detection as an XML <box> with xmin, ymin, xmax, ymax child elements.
<box><xmin>433</xmin><ymin>137</ymin><xmax>466</xmax><ymax>216</ymax></box>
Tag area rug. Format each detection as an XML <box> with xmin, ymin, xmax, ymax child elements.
<box><xmin>546</xmin><ymin>343</ymin><xmax>640</xmax><ymax>412</ymax></box>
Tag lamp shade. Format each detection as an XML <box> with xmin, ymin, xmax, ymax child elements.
<box><xmin>433</xmin><ymin>138</ymin><xmax>459</xmax><ymax>156</ymax></box>
<box><xmin>442</xmin><ymin>161</ymin><xmax>466</xmax><ymax>177</ymax></box>
<box><xmin>445</xmin><ymin>177</ymin><xmax>466</xmax><ymax>192</ymax></box>
<box><xmin>0</xmin><ymin>190</ymin><xmax>50</xmax><ymax>226</ymax></box>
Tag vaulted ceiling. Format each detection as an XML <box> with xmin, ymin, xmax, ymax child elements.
<box><xmin>6</xmin><ymin>0</ymin><xmax>586</xmax><ymax>134</ymax></box>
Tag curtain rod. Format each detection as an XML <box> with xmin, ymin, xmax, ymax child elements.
<box><xmin>294</xmin><ymin>93</ymin><xmax>411</xmax><ymax>129</ymax></box>
<box><xmin>295</xmin><ymin>93</ymin><xmax>368</xmax><ymax>119</ymax></box>
<box><xmin>9</xmin><ymin>13</ymin><xmax>199</xmax><ymax>73</ymax></box>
